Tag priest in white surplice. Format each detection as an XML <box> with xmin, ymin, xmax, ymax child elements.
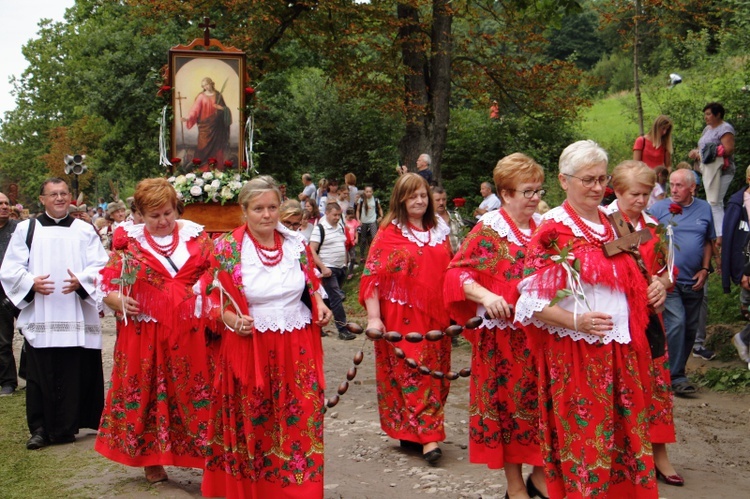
<box><xmin>0</xmin><ymin>178</ymin><xmax>108</xmax><ymax>450</ymax></box>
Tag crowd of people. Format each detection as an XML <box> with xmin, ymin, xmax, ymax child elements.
<box><xmin>0</xmin><ymin>101</ymin><xmax>748</xmax><ymax>499</ymax></box>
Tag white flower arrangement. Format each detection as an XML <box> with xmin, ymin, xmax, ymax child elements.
<box><xmin>168</xmin><ymin>170</ymin><xmax>248</xmax><ymax>205</ymax></box>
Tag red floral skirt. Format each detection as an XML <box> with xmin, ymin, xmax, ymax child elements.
<box><xmin>95</xmin><ymin>319</ymin><xmax>212</xmax><ymax>468</ymax></box>
<box><xmin>645</xmin><ymin>352</ymin><xmax>676</xmax><ymax>444</ymax></box>
<box><xmin>465</xmin><ymin>325</ymin><xmax>542</xmax><ymax>469</ymax></box>
<box><xmin>375</xmin><ymin>301</ymin><xmax>451</xmax><ymax>443</ymax></box>
<box><xmin>202</xmin><ymin>323</ymin><xmax>325</xmax><ymax>499</ymax></box>
<box><xmin>536</xmin><ymin>332</ymin><xmax>658</xmax><ymax>499</ymax></box>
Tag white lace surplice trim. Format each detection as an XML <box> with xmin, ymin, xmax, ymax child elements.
<box><xmin>479</xmin><ymin>210</ymin><xmax>541</xmax><ymax>246</ymax></box>
<box><xmin>394</xmin><ymin>217</ymin><xmax>451</xmax><ymax>247</ymax></box>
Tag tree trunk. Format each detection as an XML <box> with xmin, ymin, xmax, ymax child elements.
<box><xmin>634</xmin><ymin>0</ymin><xmax>644</xmax><ymax>135</ymax></box>
<box><xmin>397</xmin><ymin>1</ymin><xmax>452</xmax><ymax>185</ymax></box>
<box><xmin>429</xmin><ymin>0</ymin><xmax>453</xmax><ymax>185</ymax></box>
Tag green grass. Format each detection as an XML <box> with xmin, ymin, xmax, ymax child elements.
<box><xmin>0</xmin><ymin>392</ymin><xmax>116</xmax><ymax>498</ymax></box>
<box><xmin>579</xmin><ymin>91</ymin><xmax>660</xmax><ymax>166</ymax></box>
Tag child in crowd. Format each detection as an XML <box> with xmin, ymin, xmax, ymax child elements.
<box><xmin>338</xmin><ymin>189</ymin><xmax>351</xmax><ymax>214</ymax></box>
<box><xmin>344</xmin><ymin>207</ymin><xmax>360</xmax><ymax>279</ymax></box>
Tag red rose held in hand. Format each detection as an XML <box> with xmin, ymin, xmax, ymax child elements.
<box><xmin>452</xmin><ymin>197</ymin><xmax>466</xmax><ymax>208</ymax></box>
<box><xmin>668</xmin><ymin>203</ymin><xmax>683</xmax><ymax>215</ymax></box>
<box><xmin>539</xmin><ymin>228</ymin><xmax>559</xmax><ymax>248</ymax></box>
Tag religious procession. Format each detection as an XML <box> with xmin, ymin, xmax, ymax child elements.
<box><xmin>2</xmin><ymin>5</ymin><xmax>750</xmax><ymax>499</ymax></box>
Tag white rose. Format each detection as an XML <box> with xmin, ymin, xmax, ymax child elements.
<box><xmin>233</xmin><ymin>174</ymin><xmax>241</xmax><ymax>181</ymax></box>
<box><xmin>211</xmin><ymin>179</ymin><xmax>221</xmax><ymax>188</ymax></box>
<box><xmin>167</xmin><ymin>176</ymin><xmax>176</xmax><ymax>183</ymax></box>
<box><xmin>228</xmin><ymin>181</ymin><xmax>242</xmax><ymax>191</ymax></box>
<box><xmin>194</xmin><ymin>178</ymin><xmax>204</xmax><ymax>187</ymax></box>
<box><xmin>174</xmin><ymin>175</ymin><xmax>187</xmax><ymax>186</ymax></box>
<box><xmin>185</xmin><ymin>173</ymin><xmax>196</xmax><ymax>180</ymax></box>
<box><xmin>189</xmin><ymin>185</ymin><xmax>203</xmax><ymax>197</ymax></box>
<box><xmin>202</xmin><ymin>171</ymin><xmax>214</xmax><ymax>180</ymax></box>
<box><xmin>203</xmin><ymin>185</ymin><xmax>214</xmax><ymax>194</ymax></box>
<box><xmin>220</xmin><ymin>186</ymin><xmax>234</xmax><ymax>200</ymax></box>
<box><xmin>215</xmin><ymin>171</ymin><xmax>224</xmax><ymax>180</ymax></box>
<box><xmin>176</xmin><ymin>192</ymin><xmax>184</xmax><ymax>200</ymax></box>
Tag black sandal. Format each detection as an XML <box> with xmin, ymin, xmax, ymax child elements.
<box><xmin>672</xmin><ymin>381</ymin><xmax>697</xmax><ymax>396</ymax></box>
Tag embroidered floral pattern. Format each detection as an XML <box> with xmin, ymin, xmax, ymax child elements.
<box><xmin>204</xmin><ymin>338</ymin><xmax>325</xmax><ymax>490</ymax></box>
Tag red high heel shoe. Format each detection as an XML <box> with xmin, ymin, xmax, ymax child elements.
<box><xmin>656</xmin><ymin>468</ymin><xmax>684</xmax><ymax>486</ymax></box>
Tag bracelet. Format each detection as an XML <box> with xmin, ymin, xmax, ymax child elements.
<box><xmin>700</xmin><ymin>267</ymin><xmax>710</xmax><ymax>273</ymax></box>
<box><xmin>573</xmin><ymin>313</ymin><xmax>579</xmax><ymax>332</ymax></box>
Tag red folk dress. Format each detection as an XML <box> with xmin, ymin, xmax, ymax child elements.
<box><xmin>201</xmin><ymin>224</ymin><xmax>326</xmax><ymax>499</ymax></box>
<box><xmin>633</xmin><ymin>136</ymin><xmax>668</xmax><ymax>169</ymax></box>
<box><xmin>515</xmin><ymin>205</ymin><xmax>658</xmax><ymax>499</ymax></box>
<box><xmin>95</xmin><ymin>221</ymin><xmax>215</xmax><ymax>469</ymax></box>
<box><xmin>606</xmin><ymin>201</ymin><xmax>676</xmax><ymax>445</ymax></box>
<box><xmin>359</xmin><ymin>218</ymin><xmax>452</xmax><ymax>444</ymax></box>
<box><xmin>443</xmin><ymin>210</ymin><xmax>542</xmax><ymax>469</ymax></box>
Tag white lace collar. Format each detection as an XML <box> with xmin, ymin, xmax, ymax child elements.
<box><xmin>242</xmin><ymin>223</ymin><xmax>307</xmax><ymax>272</ymax></box>
<box><xmin>543</xmin><ymin>205</ymin><xmax>608</xmax><ymax>238</ymax></box>
<box><xmin>394</xmin><ymin>216</ymin><xmax>451</xmax><ymax>247</ymax></box>
<box><xmin>124</xmin><ymin>219</ymin><xmax>203</xmax><ymax>242</ymax></box>
<box><xmin>605</xmin><ymin>199</ymin><xmax>656</xmax><ymax>230</ymax></box>
<box><xmin>480</xmin><ymin>210</ymin><xmax>542</xmax><ymax>246</ymax></box>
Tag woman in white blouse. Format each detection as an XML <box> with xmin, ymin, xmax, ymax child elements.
<box><xmin>201</xmin><ymin>176</ymin><xmax>332</xmax><ymax>499</ymax></box>
<box><xmin>515</xmin><ymin>141</ymin><xmax>661</xmax><ymax>498</ymax></box>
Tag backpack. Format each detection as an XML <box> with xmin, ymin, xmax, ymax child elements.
<box><xmin>357</xmin><ymin>197</ymin><xmax>380</xmax><ymax>220</ymax></box>
<box><xmin>317</xmin><ymin>221</ymin><xmax>354</xmax><ymax>251</ymax></box>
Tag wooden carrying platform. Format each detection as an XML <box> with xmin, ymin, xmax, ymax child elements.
<box><xmin>182</xmin><ymin>202</ymin><xmax>243</xmax><ymax>233</ymax></box>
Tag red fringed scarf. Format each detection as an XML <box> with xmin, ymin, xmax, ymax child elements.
<box><xmin>444</xmin><ymin>220</ymin><xmax>529</xmax><ymax>325</ymax></box>
<box><xmin>99</xmin><ymin>227</ymin><xmax>215</xmax><ymax>341</ymax></box>
<box><xmin>359</xmin><ymin>223</ymin><xmax>452</xmax><ymax>325</ymax></box>
<box><xmin>523</xmin><ymin>218</ymin><xmax>651</xmax><ymax>355</ymax></box>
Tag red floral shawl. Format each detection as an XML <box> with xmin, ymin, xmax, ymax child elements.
<box><xmin>359</xmin><ymin>222</ymin><xmax>452</xmax><ymax>325</ymax></box>
<box><xmin>444</xmin><ymin>219</ymin><xmax>529</xmax><ymax>325</ymax></box>
<box><xmin>206</xmin><ymin>225</ymin><xmax>324</xmax><ymax>387</ymax></box>
<box><xmin>99</xmin><ymin>225</ymin><xmax>215</xmax><ymax>340</ymax></box>
<box><xmin>523</xmin><ymin>215</ymin><xmax>650</xmax><ymax>354</ymax></box>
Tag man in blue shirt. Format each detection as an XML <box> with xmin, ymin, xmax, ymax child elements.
<box><xmin>650</xmin><ymin>169</ymin><xmax>715</xmax><ymax>395</ymax></box>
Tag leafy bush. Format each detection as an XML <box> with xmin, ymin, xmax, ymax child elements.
<box><xmin>693</xmin><ymin>367</ymin><xmax>750</xmax><ymax>391</ymax></box>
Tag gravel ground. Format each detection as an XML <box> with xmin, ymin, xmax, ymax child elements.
<box><xmin>9</xmin><ymin>317</ymin><xmax>750</xmax><ymax>498</ymax></box>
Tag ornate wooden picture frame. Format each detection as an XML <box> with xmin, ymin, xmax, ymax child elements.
<box><xmin>168</xmin><ymin>40</ymin><xmax>245</xmax><ymax>174</ymax></box>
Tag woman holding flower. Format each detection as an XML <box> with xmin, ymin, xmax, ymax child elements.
<box><xmin>360</xmin><ymin>173</ymin><xmax>453</xmax><ymax>464</ymax></box>
<box><xmin>606</xmin><ymin>160</ymin><xmax>683</xmax><ymax>487</ymax></box>
<box><xmin>515</xmin><ymin>141</ymin><xmax>659</xmax><ymax>498</ymax></box>
<box><xmin>95</xmin><ymin>178</ymin><xmax>216</xmax><ymax>483</ymax></box>
<box><xmin>201</xmin><ymin>176</ymin><xmax>332</xmax><ymax>498</ymax></box>
<box><xmin>444</xmin><ymin>153</ymin><xmax>547</xmax><ymax>498</ymax></box>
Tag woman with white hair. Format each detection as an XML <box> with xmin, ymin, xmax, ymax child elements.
<box><xmin>515</xmin><ymin>141</ymin><xmax>659</xmax><ymax>498</ymax></box>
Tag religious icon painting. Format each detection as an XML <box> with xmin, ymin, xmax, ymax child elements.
<box><xmin>169</xmin><ymin>46</ymin><xmax>245</xmax><ymax>174</ymax></box>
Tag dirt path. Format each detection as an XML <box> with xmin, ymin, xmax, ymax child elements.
<box><xmin>12</xmin><ymin>318</ymin><xmax>750</xmax><ymax>498</ymax></box>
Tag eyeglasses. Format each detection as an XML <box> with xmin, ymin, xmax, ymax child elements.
<box><xmin>282</xmin><ymin>221</ymin><xmax>302</xmax><ymax>230</ymax></box>
<box><xmin>564</xmin><ymin>174</ymin><xmax>611</xmax><ymax>188</ymax></box>
<box><xmin>511</xmin><ymin>188</ymin><xmax>546</xmax><ymax>199</ymax></box>
<box><xmin>42</xmin><ymin>192</ymin><xmax>71</xmax><ymax>199</ymax></box>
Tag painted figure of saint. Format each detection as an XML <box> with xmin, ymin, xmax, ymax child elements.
<box><xmin>183</xmin><ymin>77</ymin><xmax>231</xmax><ymax>169</ymax></box>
